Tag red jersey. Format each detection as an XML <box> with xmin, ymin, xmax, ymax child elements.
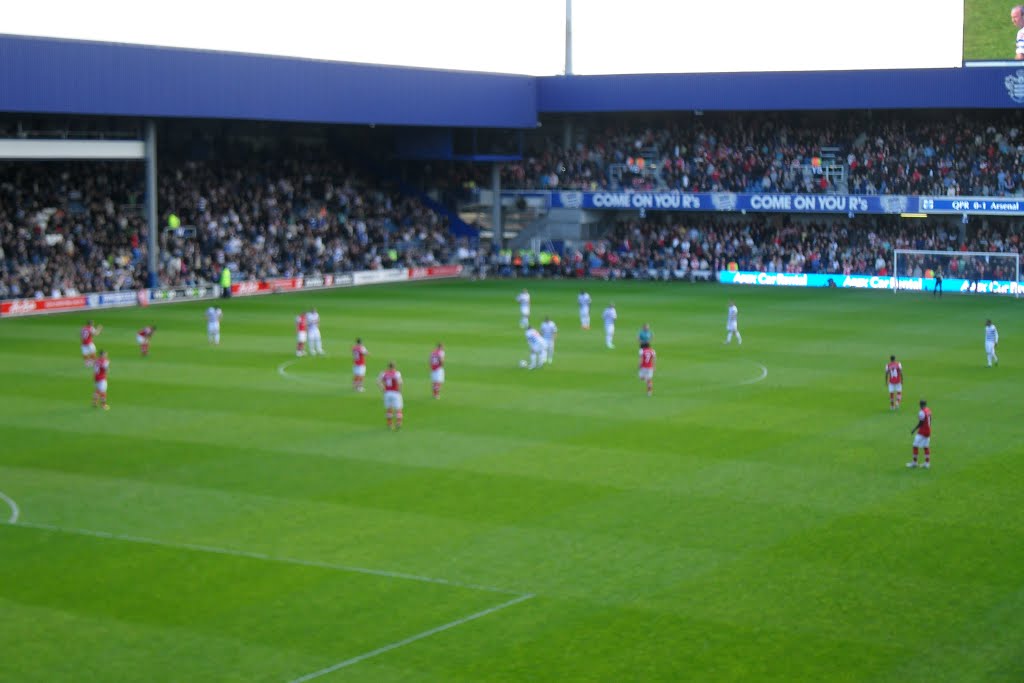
<box><xmin>886</xmin><ymin>361</ymin><xmax>903</xmax><ymax>384</ymax></box>
<box><xmin>352</xmin><ymin>345</ymin><xmax>367</xmax><ymax>366</ymax></box>
<box><xmin>296</xmin><ymin>316</ymin><xmax>307</xmax><ymax>333</ymax></box>
<box><xmin>640</xmin><ymin>347</ymin><xmax>656</xmax><ymax>369</ymax></box>
<box><xmin>81</xmin><ymin>325</ymin><xmax>96</xmax><ymax>344</ymax></box>
<box><xmin>430</xmin><ymin>350</ymin><xmax>445</xmax><ymax>371</ymax></box>
<box><xmin>138</xmin><ymin>326</ymin><xmax>154</xmax><ymax>339</ymax></box>
<box><xmin>94</xmin><ymin>358</ymin><xmax>109</xmax><ymax>382</ymax></box>
<box><xmin>379</xmin><ymin>369</ymin><xmax>402</xmax><ymax>392</ymax></box>
<box><xmin>917</xmin><ymin>407</ymin><xmax>932</xmax><ymax>437</ymax></box>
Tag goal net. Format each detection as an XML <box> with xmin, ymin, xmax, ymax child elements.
<box><xmin>892</xmin><ymin>249</ymin><xmax>1021</xmax><ymax>297</ymax></box>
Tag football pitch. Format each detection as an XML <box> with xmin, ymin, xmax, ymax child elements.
<box><xmin>1</xmin><ymin>279</ymin><xmax>1022</xmax><ymax>682</ymax></box>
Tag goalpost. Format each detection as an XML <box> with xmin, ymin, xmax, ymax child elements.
<box><xmin>892</xmin><ymin>249</ymin><xmax>1021</xmax><ymax>297</ymax></box>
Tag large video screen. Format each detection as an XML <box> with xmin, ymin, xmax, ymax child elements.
<box><xmin>964</xmin><ymin>0</ymin><xmax>1024</xmax><ymax>61</ymax></box>
<box><xmin>4</xmin><ymin>0</ymin><xmax>966</xmax><ymax>75</ymax></box>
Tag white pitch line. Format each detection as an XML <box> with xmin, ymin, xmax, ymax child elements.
<box><xmin>285</xmin><ymin>593</ymin><xmax>535</xmax><ymax>683</ymax></box>
<box><xmin>739</xmin><ymin>363</ymin><xmax>769</xmax><ymax>385</ymax></box>
<box><xmin>11</xmin><ymin>521</ymin><xmax>520</xmax><ymax>595</ymax></box>
<box><xmin>277</xmin><ymin>359</ymin><xmax>340</xmax><ymax>388</ymax></box>
<box><xmin>0</xmin><ymin>491</ymin><xmax>19</xmax><ymax>523</ymax></box>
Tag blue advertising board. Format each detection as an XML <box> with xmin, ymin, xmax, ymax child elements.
<box><xmin>718</xmin><ymin>271</ymin><xmax>1023</xmax><ymax>295</ymax></box>
<box><xmin>531</xmin><ymin>191</ymin><xmax>1024</xmax><ymax>216</ymax></box>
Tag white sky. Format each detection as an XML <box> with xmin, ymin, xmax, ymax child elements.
<box><xmin>5</xmin><ymin>0</ymin><xmax>964</xmax><ymax>75</ymax></box>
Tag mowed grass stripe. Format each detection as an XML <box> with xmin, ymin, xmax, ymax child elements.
<box><xmin>0</xmin><ymin>524</ymin><xmax>512</xmax><ymax>683</ymax></box>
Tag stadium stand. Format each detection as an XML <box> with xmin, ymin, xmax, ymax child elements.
<box><xmin>483</xmin><ymin>215</ymin><xmax>1021</xmax><ymax>281</ymax></box>
<box><xmin>483</xmin><ymin>111</ymin><xmax>1024</xmax><ymax>195</ymax></box>
<box><xmin>5</xmin><ymin>110</ymin><xmax>1024</xmax><ymax>296</ymax></box>
<box><xmin>0</xmin><ymin>161</ymin><xmax>465</xmax><ymax>297</ymax></box>
<box><xmin>0</xmin><ymin>162</ymin><xmax>148</xmax><ymax>299</ymax></box>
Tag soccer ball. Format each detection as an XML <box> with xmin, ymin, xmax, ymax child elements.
<box><xmin>519</xmin><ymin>360</ymin><xmax>528</xmax><ymax>368</ymax></box>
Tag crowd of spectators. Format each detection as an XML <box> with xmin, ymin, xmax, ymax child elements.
<box><xmin>481</xmin><ymin>111</ymin><xmax>1024</xmax><ymax>197</ymax></box>
<box><xmin>0</xmin><ymin>161</ymin><xmax>467</xmax><ymax>298</ymax></box>
<box><xmin>0</xmin><ymin>162</ymin><xmax>148</xmax><ymax>299</ymax></box>
<box><xmin>532</xmin><ymin>216</ymin><xmax>1022</xmax><ymax>282</ymax></box>
<box><xmin>158</xmin><ymin>161</ymin><xmax>461</xmax><ymax>287</ymax></box>
<box><xmin>4</xmin><ymin>135</ymin><xmax>1023</xmax><ymax>298</ymax></box>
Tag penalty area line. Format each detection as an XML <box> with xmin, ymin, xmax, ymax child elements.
<box><xmin>284</xmin><ymin>593</ymin><xmax>535</xmax><ymax>683</ymax></box>
<box><xmin>0</xmin><ymin>491</ymin><xmax>19</xmax><ymax>523</ymax></box>
<box><xmin>10</xmin><ymin>521</ymin><xmax>521</xmax><ymax>596</ymax></box>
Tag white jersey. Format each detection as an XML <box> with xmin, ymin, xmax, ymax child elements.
<box><xmin>526</xmin><ymin>328</ymin><xmax>546</xmax><ymax>349</ymax></box>
<box><xmin>727</xmin><ymin>305</ymin><xmax>738</xmax><ymax>328</ymax></box>
<box><xmin>985</xmin><ymin>324</ymin><xmax>999</xmax><ymax>345</ymax></box>
<box><xmin>602</xmin><ymin>307</ymin><xmax>617</xmax><ymax>327</ymax></box>
<box><xmin>206</xmin><ymin>307</ymin><xmax>222</xmax><ymax>324</ymax></box>
<box><xmin>540</xmin><ymin>320</ymin><xmax>558</xmax><ymax>341</ymax></box>
<box><xmin>517</xmin><ymin>292</ymin><xmax>531</xmax><ymax>312</ymax></box>
<box><xmin>1017</xmin><ymin>26</ymin><xmax>1024</xmax><ymax>56</ymax></box>
<box><xmin>577</xmin><ymin>292</ymin><xmax>591</xmax><ymax>312</ymax></box>
<box><xmin>306</xmin><ymin>311</ymin><xmax>320</xmax><ymax>330</ymax></box>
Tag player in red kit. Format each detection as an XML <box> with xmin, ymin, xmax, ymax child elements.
<box><xmin>296</xmin><ymin>313</ymin><xmax>308</xmax><ymax>357</ymax></box>
<box><xmin>377</xmin><ymin>362</ymin><xmax>403</xmax><ymax>430</ymax></box>
<box><xmin>92</xmin><ymin>349</ymin><xmax>110</xmax><ymax>410</ymax></box>
<box><xmin>81</xmin><ymin>320</ymin><xmax>102</xmax><ymax>367</ymax></box>
<box><xmin>352</xmin><ymin>338</ymin><xmax>369</xmax><ymax>392</ymax></box>
<box><xmin>885</xmin><ymin>355</ymin><xmax>903</xmax><ymax>410</ymax></box>
<box><xmin>430</xmin><ymin>343</ymin><xmax>445</xmax><ymax>399</ymax></box>
<box><xmin>136</xmin><ymin>326</ymin><xmax>156</xmax><ymax>357</ymax></box>
<box><xmin>639</xmin><ymin>342</ymin><xmax>656</xmax><ymax>396</ymax></box>
<box><xmin>908</xmin><ymin>399</ymin><xmax>932</xmax><ymax>469</ymax></box>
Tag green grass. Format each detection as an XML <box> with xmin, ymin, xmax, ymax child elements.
<box><xmin>1</xmin><ymin>279</ymin><xmax>1022</xmax><ymax>682</ymax></box>
<box><xmin>964</xmin><ymin>0</ymin><xmax>1016</xmax><ymax>61</ymax></box>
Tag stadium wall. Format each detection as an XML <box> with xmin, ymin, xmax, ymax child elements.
<box><xmin>537</xmin><ymin>68</ymin><xmax>1024</xmax><ymax>111</ymax></box>
<box><xmin>0</xmin><ymin>35</ymin><xmax>537</xmax><ymax>127</ymax></box>
<box><xmin>2</xmin><ymin>36</ymin><xmax>1024</xmax><ymax>129</ymax></box>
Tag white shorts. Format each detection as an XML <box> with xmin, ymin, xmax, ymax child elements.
<box><xmin>638</xmin><ymin>368</ymin><xmax>654</xmax><ymax>380</ymax></box>
<box><xmin>81</xmin><ymin>343</ymin><xmax>96</xmax><ymax>356</ymax></box>
<box><xmin>207</xmin><ymin>323</ymin><xmax>220</xmax><ymax>335</ymax></box>
<box><xmin>95</xmin><ymin>379</ymin><xmax>107</xmax><ymax>393</ymax></box>
<box><xmin>136</xmin><ymin>335</ymin><xmax>146</xmax><ymax>345</ymax></box>
<box><xmin>384</xmin><ymin>391</ymin><xmax>404</xmax><ymax>410</ymax></box>
<box><xmin>431</xmin><ymin>368</ymin><xmax>445</xmax><ymax>383</ymax></box>
<box><xmin>727</xmin><ymin>323</ymin><xmax>738</xmax><ymax>332</ymax></box>
<box><xmin>353</xmin><ymin>365</ymin><xmax>366</xmax><ymax>377</ymax></box>
<box><xmin>309</xmin><ymin>328</ymin><xmax>321</xmax><ymax>340</ymax></box>
<box><xmin>888</xmin><ymin>383</ymin><xmax>902</xmax><ymax>393</ymax></box>
<box><xmin>912</xmin><ymin>434</ymin><xmax>930</xmax><ymax>448</ymax></box>
<box><xmin>986</xmin><ymin>342</ymin><xmax>996</xmax><ymax>354</ymax></box>
<box><xmin>605</xmin><ymin>324</ymin><xmax>615</xmax><ymax>336</ymax></box>
<box><xmin>529</xmin><ymin>342</ymin><xmax>548</xmax><ymax>355</ymax></box>
<box><xmin>297</xmin><ymin>331</ymin><xmax>307</xmax><ymax>343</ymax></box>
<box><xmin>520</xmin><ymin>306</ymin><xmax>530</xmax><ymax>317</ymax></box>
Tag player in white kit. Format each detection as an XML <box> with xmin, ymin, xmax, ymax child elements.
<box><xmin>985</xmin><ymin>319</ymin><xmax>999</xmax><ymax>367</ymax></box>
<box><xmin>306</xmin><ymin>308</ymin><xmax>324</xmax><ymax>356</ymax></box>
<box><xmin>525</xmin><ymin>326</ymin><xmax>548</xmax><ymax>369</ymax></box>
<box><xmin>602</xmin><ymin>303</ymin><xmax>617</xmax><ymax>349</ymax></box>
<box><xmin>724</xmin><ymin>301</ymin><xmax>742</xmax><ymax>345</ymax></box>
<box><xmin>206</xmin><ymin>306</ymin><xmax>222</xmax><ymax>345</ymax></box>
<box><xmin>1013</xmin><ymin>5</ymin><xmax>1024</xmax><ymax>59</ymax></box>
<box><xmin>516</xmin><ymin>289</ymin><xmax>531</xmax><ymax>329</ymax></box>
<box><xmin>540</xmin><ymin>316</ymin><xmax>558</xmax><ymax>364</ymax></box>
<box><xmin>578</xmin><ymin>290</ymin><xmax>592</xmax><ymax>329</ymax></box>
